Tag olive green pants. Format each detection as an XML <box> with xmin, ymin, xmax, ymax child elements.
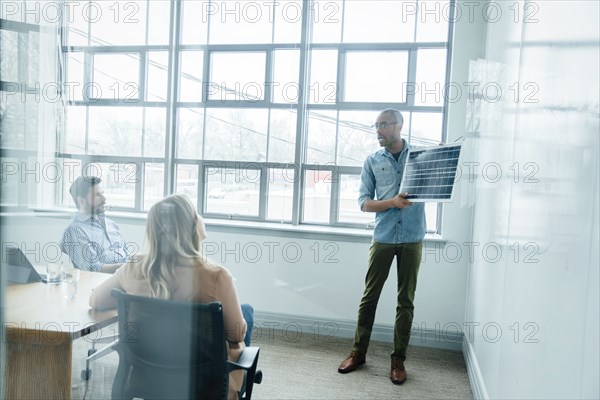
<box><xmin>352</xmin><ymin>241</ymin><xmax>423</xmax><ymax>360</ymax></box>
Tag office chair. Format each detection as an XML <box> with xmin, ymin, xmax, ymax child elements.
<box><xmin>110</xmin><ymin>289</ymin><xmax>262</xmax><ymax>400</ymax></box>
<box><xmin>81</xmin><ymin>324</ymin><xmax>119</xmax><ymax>380</ymax></box>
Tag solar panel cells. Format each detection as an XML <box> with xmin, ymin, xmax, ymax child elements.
<box><xmin>400</xmin><ymin>144</ymin><xmax>462</xmax><ymax>202</ymax></box>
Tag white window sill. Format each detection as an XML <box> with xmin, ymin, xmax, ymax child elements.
<box><xmin>2</xmin><ymin>207</ymin><xmax>447</xmax><ymax>243</ymax></box>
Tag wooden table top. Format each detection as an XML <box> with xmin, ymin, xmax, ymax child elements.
<box><xmin>5</xmin><ymin>270</ymin><xmax>117</xmax><ymax>340</ymax></box>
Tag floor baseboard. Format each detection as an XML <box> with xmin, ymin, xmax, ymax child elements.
<box><xmin>253</xmin><ymin>311</ymin><xmax>463</xmax><ymax>352</ymax></box>
<box><xmin>463</xmin><ymin>337</ymin><xmax>488</xmax><ymax>399</ymax></box>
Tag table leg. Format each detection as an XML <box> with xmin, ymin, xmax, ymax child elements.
<box><xmin>5</xmin><ymin>328</ymin><xmax>72</xmax><ymax>400</ymax></box>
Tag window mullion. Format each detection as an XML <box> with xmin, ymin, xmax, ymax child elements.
<box><xmin>336</xmin><ymin>48</ymin><xmax>345</xmax><ymax>104</ymax></box>
<box><xmin>406</xmin><ymin>49</ymin><xmax>418</xmax><ymax>111</ymax></box>
<box><xmin>164</xmin><ymin>0</ymin><xmax>181</xmax><ymax>197</ymax></box>
<box><xmin>199</xmin><ymin>162</ymin><xmax>207</xmax><ymax>214</ymax></box>
<box><xmin>291</xmin><ymin>0</ymin><xmax>313</xmax><ymax>226</ymax></box>
<box><xmin>83</xmin><ymin>51</ymin><xmax>92</xmax><ymax>103</ymax></box>
<box><xmin>135</xmin><ymin>161</ymin><xmax>143</xmax><ymax>211</ymax></box>
<box><xmin>264</xmin><ymin>49</ymin><xmax>273</xmax><ymax>104</ymax></box>
<box><xmin>406</xmin><ymin>48</ymin><xmax>418</xmax><ymax>143</ymax></box>
<box><xmin>258</xmin><ymin>166</ymin><xmax>268</xmax><ymax>220</ymax></box>
<box><xmin>139</xmin><ymin>51</ymin><xmax>147</xmax><ymax>102</ymax></box>
<box><xmin>330</xmin><ymin>168</ymin><xmax>340</xmax><ymax>226</ymax></box>
<box><xmin>202</xmin><ymin>49</ymin><xmax>210</xmax><ymax>103</ymax></box>
<box><xmin>83</xmin><ymin>52</ymin><xmax>92</xmax><ymax>153</ymax></box>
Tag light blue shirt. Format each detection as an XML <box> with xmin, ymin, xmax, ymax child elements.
<box><xmin>59</xmin><ymin>211</ymin><xmax>130</xmax><ymax>272</ymax></box>
<box><xmin>358</xmin><ymin>140</ymin><xmax>427</xmax><ymax>244</ymax></box>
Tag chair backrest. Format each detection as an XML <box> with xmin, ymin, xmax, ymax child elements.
<box><xmin>111</xmin><ymin>289</ymin><xmax>229</xmax><ymax>400</ymax></box>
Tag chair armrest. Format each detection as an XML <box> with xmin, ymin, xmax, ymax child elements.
<box><xmin>227</xmin><ymin>346</ymin><xmax>260</xmax><ymax>372</ymax></box>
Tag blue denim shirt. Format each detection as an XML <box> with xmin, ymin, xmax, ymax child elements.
<box><xmin>358</xmin><ymin>140</ymin><xmax>426</xmax><ymax>244</ymax></box>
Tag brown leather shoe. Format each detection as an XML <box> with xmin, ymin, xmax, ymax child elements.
<box><xmin>390</xmin><ymin>356</ymin><xmax>407</xmax><ymax>384</ymax></box>
<box><xmin>338</xmin><ymin>351</ymin><xmax>366</xmax><ymax>374</ymax></box>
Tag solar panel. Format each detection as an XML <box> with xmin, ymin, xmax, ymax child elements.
<box><xmin>399</xmin><ymin>143</ymin><xmax>463</xmax><ymax>202</ymax></box>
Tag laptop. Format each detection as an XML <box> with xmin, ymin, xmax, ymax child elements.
<box><xmin>3</xmin><ymin>245</ymin><xmax>47</xmax><ymax>283</ymax></box>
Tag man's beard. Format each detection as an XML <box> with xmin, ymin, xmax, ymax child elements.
<box><xmin>86</xmin><ymin>201</ymin><xmax>105</xmax><ymax>215</ymax></box>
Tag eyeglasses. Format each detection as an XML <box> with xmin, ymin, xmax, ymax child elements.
<box><xmin>371</xmin><ymin>121</ymin><xmax>397</xmax><ymax>130</ymax></box>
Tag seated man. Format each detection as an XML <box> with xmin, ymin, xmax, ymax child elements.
<box><xmin>60</xmin><ymin>176</ymin><xmax>130</xmax><ymax>273</ymax></box>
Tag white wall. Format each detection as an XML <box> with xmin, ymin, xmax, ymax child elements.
<box><xmin>1</xmin><ymin>207</ymin><xmax>471</xmax><ymax>349</ymax></box>
<box><xmin>463</xmin><ymin>1</ymin><xmax>600</xmax><ymax>398</ymax></box>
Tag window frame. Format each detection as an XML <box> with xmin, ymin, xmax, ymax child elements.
<box><xmin>0</xmin><ymin>18</ymin><xmax>51</xmax><ymax>208</ymax></box>
<box><xmin>55</xmin><ymin>0</ymin><xmax>455</xmax><ymax>234</ymax></box>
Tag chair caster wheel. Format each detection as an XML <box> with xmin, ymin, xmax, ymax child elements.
<box><xmin>81</xmin><ymin>369</ymin><xmax>92</xmax><ymax>380</ymax></box>
<box><xmin>254</xmin><ymin>370</ymin><xmax>263</xmax><ymax>384</ymax></box>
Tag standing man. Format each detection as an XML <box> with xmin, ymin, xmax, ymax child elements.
<box><xmin>60</xmin><ymin>176</ymin><xmax>131</xmax><ymax>273</ymax></box>
<box><xmin>338</xmin><ymin>109</ymin><xmax>426</xmax><ymax>385</ymax></box>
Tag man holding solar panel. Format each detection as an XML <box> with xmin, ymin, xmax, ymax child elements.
<box><xmin>338</xmin><ymin>109</ymin><xmax>426</xmax><ymax>385</ymax></box>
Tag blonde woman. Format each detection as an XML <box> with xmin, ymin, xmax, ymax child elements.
<box><xmin>90</xmin><ymin>193</ymin><xmax>253</xmax><ymax>399</ymax></box>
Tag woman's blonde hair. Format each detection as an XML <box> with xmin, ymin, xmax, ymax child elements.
<box><xmin>139</xmin><ymin>194</ymin><xmax>206</xmax><ymax>299</ymax></box>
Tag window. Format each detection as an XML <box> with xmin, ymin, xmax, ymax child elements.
<box><xmin>57</xmin><ymin>0</ymin><xmax>453</xmax><ymax>232</ymax></box>
<box><xmin>1</xmin><ymin>23</ymin><xmax>42</xmax><ymax>152</ymax></box>
<box><xmin>1</xmin><ymin>13</ymin><xmax>62</xmax><ymax>208</ymax></box>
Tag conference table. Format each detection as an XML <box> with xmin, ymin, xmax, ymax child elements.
<box><xmin>4</xmin><ymin>270</ymin><xmax>117</xmax><ymax>400</ymax></box>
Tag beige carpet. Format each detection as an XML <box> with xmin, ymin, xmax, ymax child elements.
<box><xmin>71</xmin><ymin>328</ymin><xmax>473</xmax><ymax>399</ymax></box>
